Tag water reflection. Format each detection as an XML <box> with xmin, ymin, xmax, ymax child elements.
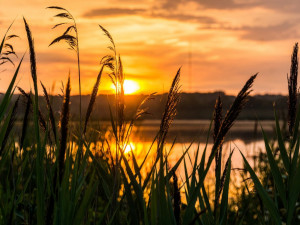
<box><xmin>131</xmin><ymin>120</ymin><xmax>275</xmax><ymax>144</ymax></box>
<box><xmin>94</xmin><ymin>120</ymin><xmax>274</xmax><ymax>168</ymax></box>
<box><xmin>120</xmin><ymin>139</ymin><xmax>266</xmax><ymax>173</ymax></box>
<box><xmin>87</xmin><ymin>120</ymin><xmax>272</xmax><ymax>202</ymax></box>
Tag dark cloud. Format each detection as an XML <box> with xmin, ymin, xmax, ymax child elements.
<box><xmin>158</xmin><ymin>0</ymin><xmax>245</xmax><ymax>10</ymax></box>
<box><xmin>158</xmin><ymin>0</ymin><xmax>300</xmax><ymax>12</ymax></box>
<box><xmin>240</xmin><ymin>22</ymin><xmax>300</xmax><ymax>41</ymax></box>
<box><xmin>150</xmin><ymin>12</ymin><xmax>216</xmax><ymax>24</ymax></box>
<box><xmin>195</xmin><ymin>20</ymin><xmax>300</xmax><ymax>42</ymax></box>
<box><xmin>82</xmin><ymin>7</ymin><xmax>216</xmax><ymax>25</ymax></box>
<box><xmin>81</xmin><ymin>4</ymin><xmax>300</xmax><ymax>43</ymax></box>
<box><xmin>83</xmin><ymin>8</ymin><xmax>146</xmax><ymax>17</ymax></box>
<box><xmin>248</xmin><ymin>0</ymin><xmax>300</xmax><ymax>13</ymax></box>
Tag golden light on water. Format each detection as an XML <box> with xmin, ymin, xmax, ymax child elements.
<box><xmin>124</xmin><ymin>142</ymin><xmax>135</xmax><ymax>154</ymax></box>
<box><xmin>111</xmin><ymin>80</ymin><xmax>140</xmax><ymax>94</ymax></box>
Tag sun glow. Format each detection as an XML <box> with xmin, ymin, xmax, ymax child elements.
<box><xmin>111</xmin><ymin>80</ymin><xmax>140</xmax><ymax>94</ymax></box>
<box><xmin>124</xmin><ymin>143</ymin><xmax>135</xmax><ymax>154</ymax></box>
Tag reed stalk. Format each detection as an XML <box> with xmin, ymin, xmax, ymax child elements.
<box><xmin>288</xmin><ymin>43</ymin><xmax>298</xmax><ymax>136</ymax></box>
<box><xmin>23</xmin><ymin>17</ymin><xmax>44</xmax><ymax>225</ymax></box>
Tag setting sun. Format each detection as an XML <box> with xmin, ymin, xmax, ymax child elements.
<box><xmin>124</xmin><ymin>142</ymin><xmax>135</xmax><ymax>154</ymax></box>
<box><xmin>111</xmin><ymin>80</ymin><xmax>140</xmax><ymax>94</ymax></box>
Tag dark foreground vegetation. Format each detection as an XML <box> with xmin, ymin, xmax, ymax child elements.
<box><xmin>1</xmin><ymin>6</ymin><xmax>300</xmax><ymax>225</ymax></box>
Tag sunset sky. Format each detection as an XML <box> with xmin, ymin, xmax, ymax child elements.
<box><xmin>1</xmin><ymin>0</ymin><xmax>300</xmax><ymax>95</ymax></box>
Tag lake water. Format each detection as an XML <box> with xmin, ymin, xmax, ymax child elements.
<box><xmin>115</xmin><ymin>120</ymin><xmax>275</xmax><ymax>174</ymax></box>
<box><xmin>79</xmin><ymin>119</ymin><xmax>275</xmax><ymax>202</ymax></box>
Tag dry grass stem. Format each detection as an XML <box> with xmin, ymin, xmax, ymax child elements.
<box><xmin>288</xmin><ymin>43</ymin><xmax>298</xmax><ymax>135</ymax></box>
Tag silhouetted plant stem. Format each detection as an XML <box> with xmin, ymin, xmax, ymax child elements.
<box><xmin>19</xmin><ymin>89</ymin><xmax>31</xmax><ymax>150</ymax></box>
<box><xmin>214</xmin><ymin>95</ymin><xmax>223</xmax><ymax>215</ymax></box>
<box><xmin>0</xmin><ymin>97</ymin><xmax>19</xmax><ymax>155</ymax></box>
<box><xmin>84</xmin><ymin>65</ymin><xmax>104</xmax><ymax>134</ymax></box>
<box><xmin>59</xmin><ymin>75</ymin><xmax>71</xmax><ymax>184</ymax></box>
<box><xmin>47</xmin><ymin>6</ymin><xmax>82</xmax><ymax>144</ymax></box>
<box><xmin>172</xmin><ymin>170</ymin><xmax>181</xmax><ymax>225</ymax></box>
<box><xmin>23</xmin><ymin>17</ymin><xmax>44</xmax><ymax>225</ymax></box>
<box><xmin>76</xmin><ymin>33</ymin><xmax>82</xmax><ymax>141</ymax></box>
<box><xmin>288</xmin><ymin>43</ymin><xmax>298</xmax><ymax>136</ymax></box>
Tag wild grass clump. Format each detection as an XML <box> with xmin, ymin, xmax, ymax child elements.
<box><xmin>47</xmin><ymin>6</ymin><xmax>83</xmax><ymax>139</ymax></box>
<box><xmin>240</xmin><ymin>43</ymin><xmax>300</xmax><ymax>225</ymax></box>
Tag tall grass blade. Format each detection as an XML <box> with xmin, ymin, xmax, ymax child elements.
<box><xmin>23</xmin><ymin>17</ymin><xmax>45</xmax><ymax>225</ymax></box>
<box><xmin>0</xmin><ymin>97</ymin><xmax>19</xmax><ymax>153</ymax></box>
<box><xmin>84</xmin><ymin>64</ymin><xmax>104</xmax><ymax>134</ymax></box>
<box><xmin>214</xmin><ymin>95</ymin><xmax>223</xmax><ymax>214</ymax></box>
<box><xmin>288</xmin><ymin>43</ymin><xmax>298</xmax><ymax>136</ymax></box>
<box><xmin>120</xmin><ymin>167</ymin><xmax>140</xmax><ymax>225</ymax></box>
<box><xmin>119</xmin><ymin>147</ymin><xmax>147</xmax><ymax>221</ymax></box>
<box><xmin>41</xmin><ymin>81</ymin><xmax>57</xmax><ymax>141</ymax></box>
<box><xmin>73</xmin><ymin>176</ymin><xmax>98</xmax><ymax>225</ymax></box>
<box><xmin>166</xmin><ymin>143</ymin><xmax>192</xmax><ymax>181</ymax></box>
<box><xmin>58</xmin><ymin>75</ymin><xmax>71</xmax><ymax>184</ymax></box>
<box><xmin>19</xmin><ymin>89</ymin><xmax>31</xmax><ymax>150</ymax></box>
<box><xmin>292</xmin><ymin>105</ymin><xmax>300</xmax><ymax>148</ymax></box>
<box><xmin>0</xmin><ymin>55</ymin><xmax>24</xmax><ymax>121</ymax></box>
<box><xmin>172</xmin><ymin>171</ymin><xmax>181</xmax><ymax>225</ymax></box>
<box><xmin>240</xmin><ymin>151</ymin><xmax>282</xmax><ymax>225</ymax></box>
<box><xmin>219</xmin><ymin>153</ymin><xmax>232</xmax><ymax>225</ymax></box>
<box><xmin>183</xmin><ymin>74</ymin><xmax>257</xmax><ymax>225</ymax></box>
<box><xmin>157</xmin><ymin>68</ymin><xmax>181</xmax><ymax>154</ymax></box>
<box><xmin>0</xmin><ymin>105</ymin><xmax>16</xmax><ymax>156</ymax></box>
<box><xmin>261</xmin><ymin>127</ymin><xmax>287</xmax><ymax>208</ymax></box>
<box><xmin>287</xmin><ymin>146</ymin><xmax>300</xmax><ymax>224</ymax></box>
<box><xmin>291</xmin><ymin>137</ymin><xmax>300</xmax><ymax>177</ymax></box>
<box><xmin>0</xmin><ymin>21</ymin><xmax>14</xmax><ymax>55</ymax></box>
<box><xmin>274</xmin><ymin>109</ymin><xmax>290</xmax><ymax>170</ymax></box>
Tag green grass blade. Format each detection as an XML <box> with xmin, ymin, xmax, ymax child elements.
<box><xmin>182</xmin><ymin>147</ymin><xmax>207</xmax><ymax>225</ymax></box>
<box><xmin>24</xmin><ymin>17</ymin><xmax>44</xmax><ymax>225</ymax></box>
<box><xmin>190</xmin><ymin>144</ymin><xmax>200</xmax><ymax>191</ymax></box>
<box><xmin>120</xmin><ymin>166</ymin><xmax>140</xmax><ymax>225</ymax></box>
<box><xmin>287</xmin><ymin>149</ymin><xmax>300</xmax><ymax>224</ymax></box>
<box><xmin>166</xmin><ymin>142</ymin><xmax>192</xmax><ymax>181</ymax></box>
<box><xmin>88</xmin><ymin>151</ymin><xmax>111</xmax><ymax>199</ymax></box>
<box><xmin>107</xmin><ymin>101</ymin><xmax>118</xmax><ymax>142</ymax></box>
<box><xmin>292</xmin><ymin>105</ymin><xmax>300</xmax><ymax>148</ymax></box>
<box><xmin>291</xmin><ymin>137</ymin><xmax>300</xmax><ymax>178</ymax></box>
<box><xmin>150</xmin><ymin>172</ymin><xmax>158</xmax><ymax>225</ymax></box>
<box><xmin>165</xmin><ymin>172</ymin><xmax>177</xmax><ymax>225</ymax></box>
<box><xmin>240</xmin><ymin>150</ymin><xmax>282</xmax><ymax>225</ymax></box>
<box><xmin>96</xmin><ymin>197</ymin><xmax>113</xmax><ymax>225</ymax></box>
<box><xmin>274</xmin><ymin>110</ymin><xmax>290</xmax><ymax>171</ymax></box>
<box><xmin>201</xmin><ymin>185</ymin><xmax>214</xmax><ymax>223</ymax></box>
<box><xmin>183</xmin><ymin>157</ymin><xmax>190</xmax><ymax>194</ymax></box>
<box><xmin>261</xmin><ymin>127</ymin><xmax>287</xmax><ymax>208</ymax></box>
<box><xmin>0</xmin><ymin>55</ymin><xmax>24</xmax><ymax>121</ymax></box>
<box><xmin>0</xmin><ymin>107</ymin><xmax>14</xmax><ymax>155</ymax></box>
<box><xmin>219</xmin><ymin>155</ymin><xmax>232</xmax><ymax>225</ymax></box>
<box><xmin>0</xmin><ymin>20</ymin><xmax>14</xmax><ymax>55</ymax></box>
<box><xmin>0</xmin><ymin>34</ymin><xmax>5</xmax><ymax>55</ymax></box>
<box><xmin>197</xmin><ymin>190</ymin><xmax>209</xmax><ymax>225</ymax></box>
<box><xmin>130</xmin><ymin>149</ymin><xmax>142</xmax><ymax>184</ymax></box>
<box><xmin>119</xmin><ymin>148</ymin><xmax>148</xmax><ymax>222</ymax></box>
<box><xmin>73</xmin><ymin>176</ymin><xmax>98</xmax><ymax>225</ymax></box>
